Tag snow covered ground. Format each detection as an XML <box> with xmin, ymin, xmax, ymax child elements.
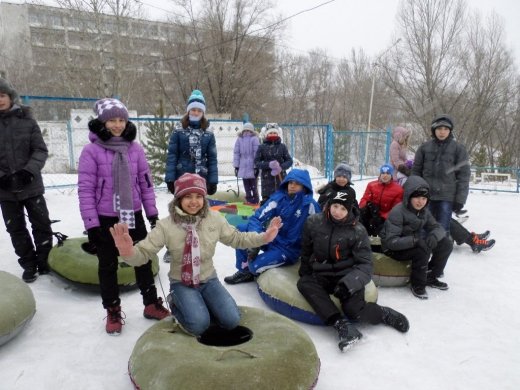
<box><xmin>0</xmin><ymin>180</ymin><xmax>519</xmax><ymax>390</ymax></box>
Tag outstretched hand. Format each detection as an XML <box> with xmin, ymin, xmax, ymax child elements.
<box><xmin>109</xmin><ymin>223</ymin><xmax>135</xmax><ymax>257</ymax></box>
<box><xmin>263</xmin><ymin>216</ymin><xmax>283</xmax><ymax>243</ymax></box>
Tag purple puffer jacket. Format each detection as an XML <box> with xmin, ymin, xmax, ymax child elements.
<box><xmin>233</xmin><ymin>130</ymin><xmax>259</xmax><ymax>179</ymax></box>
<box><xmin>78</xmin><ymin>131</ymin><xmax>158</xmax><ymax>230</ymax></box>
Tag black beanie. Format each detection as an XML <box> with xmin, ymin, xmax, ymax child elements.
<box><xmin>328</xmin><ymin>190</ymin><xmax>355</xmax><ymax>210</ymax></box>
<box><xmin>0</xmin><ymin>78</ymin><xmax>19</xmax><ymax>104</ymax></box>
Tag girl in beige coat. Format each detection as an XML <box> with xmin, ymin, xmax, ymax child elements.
<box><xmin>111</xmin><ymin>173</ymin><xmax>281</xmax><ymax>336</ymax></box>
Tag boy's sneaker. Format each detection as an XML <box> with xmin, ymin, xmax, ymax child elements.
<box><xmin>224</xmin><ymin>270</ymin><xmax>255</xmax><ymax>285</ymax></box>
<box><xmin>381</xmin><ymin>306</ymin><xmax>410</xmax><ymax>332</ymax></box>
<box><xmin>470</xmin><ymin>234</ymin><xmax>495</xmax><ymax>253</ymax></box>
<box><xmin>22</xmin><ymin>268</ymin><xmax>38</xmax><ymax>283</ymax></box>
<box><xmin>143</xmin><ymin>297</ymin><xmax>171</xmax><ymax>320</ymax></box>
<box><xmin>105</xmin><ymin>306</ymin><xmax>125</xmax><ymax>335</ymax></box>
<box><xmin>411</xmin><ymin>284</ymin><xmax>428</xmax><ymax>299</ymax></box>
<box><xmin>473</xmin><ymin>230</ymin><xmax>490</xmax><ymax>240</ymax></box>
<box><xmin>427</xmin><ymin>277</ymin><xmax>449</xmax><ymax>290</ymax></box>
<box><xmin>333</xmin><ymin>319</ymin><xmax>362</xmax><ymax>351</ymax></box>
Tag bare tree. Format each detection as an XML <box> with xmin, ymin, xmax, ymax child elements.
<box><xmin>382</xmin><ymin>0</ymin><xmax>518</xmax><ymax>169</ymax></box>
<box><xmin>158</xmin><ymin>0</ymin><xmax>282</xmax><ymax>117</ymax></box>
<box><xmin>383</xmin><ymin>0</ymin><xmax>467</xmax><ymax>139</ymax></box>
<box><xmin>54</xmin><ymin>0</ymin><xmax>145</xmax><ymax>99</ymax></box>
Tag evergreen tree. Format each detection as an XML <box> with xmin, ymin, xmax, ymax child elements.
<box><xmin>471</xmin><ymin>145</ymin><xmax>488</xmax><ymax>178</ymax></box>
<box><xmin>143</xmin><ymin>100</ymin><xmax>177</xmax><ymax>185</ymax></box>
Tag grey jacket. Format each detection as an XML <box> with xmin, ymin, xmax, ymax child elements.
<box><xmin>380</xmin><ymin>176</ymin><xmax>446</xmax><ymax>252</ymax></box>
<box><xmin>412</xmin><ymin>133</ymin><xmax>470</xmax><ymax>204</ymax></box>
<box><xmin>0</xmin><ymin>105</ymin><xmax>48</xmax><ymax>201</ymax></box>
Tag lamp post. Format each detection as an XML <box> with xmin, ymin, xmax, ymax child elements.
<box><xmin>364</xmin><ymin>38</ymin><xmax>402</xmax><ymax>176</ymax></box>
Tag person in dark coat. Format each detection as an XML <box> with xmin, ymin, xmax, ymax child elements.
<box><xmin>297</xmin><ymin>189</ymin><xmax>409</xmax><ymax>352</ymax></box>
<box><xmin>233</xmin><ymin>122</ymin><xmax>260</xmax><ymax>205</ymax></box>
<box><xmin>398</xmin><ymin>159</ymin><xmax>495</xmax><ymax>253</ymax></box>
<box><xmin>254</xmin><ymin>124</ymin><xmax>292</xmax><ymax>205</ymax></box>
<box><xmin>380</xmin><ymin>175</ymin><xmax>453</xmax><ymax>299</ymax></box>
<box><xmin>224</xmin><ymin>169</ymin><xmax>320</xmax><ymax>284</ymax></box>
<box><xmin>316</xmin><ymin>162</ymin><xmax>357</xmax><ymax>209</ymax></box>
<box><xmin>164</xmin><ymin>90</ymin><xmax>218</xmax><ymax>196</ymax></box>
<box><xmin>412</xmin><ymin>114</ymin><xmax>471</xmax><ymax>234</ymax></box>
<box><xmin>358</xmin><ymin>164</ymin><xmax>404</xmax><ymax>236</ymax></box>
<box><xmin>0</xmin><ymin>78</ymin><xmax>53</xmax><ymax>283</ymax></box>
<box><xmin>78</xmin><ymin>98</ymin><xmax>169</xmax><ymax>334</ymax></box>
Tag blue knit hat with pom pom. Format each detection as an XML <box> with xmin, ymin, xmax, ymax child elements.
<box><xmin>186</xmin><ymin>90</ymin><xmax>206</xmax><ymax>113</ymax></box>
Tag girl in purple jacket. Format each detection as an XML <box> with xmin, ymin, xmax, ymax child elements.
<box><xmin>78</xmin><ymin>98</ymin><xmax>169</xmax><ymax>335</ymax></box>
<box><xmin>233</xmin><ymin>122</ymin><xmax>260</xmax><ymax>205</ymax></box>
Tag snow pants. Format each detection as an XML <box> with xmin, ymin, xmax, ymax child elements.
<box><xmin>0</xmin><ymin>195</ymin><xmax>53</xmax><ymax>271</ymax></box>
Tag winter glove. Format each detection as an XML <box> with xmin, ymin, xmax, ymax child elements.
<box><xmin>268</xmin><ymin>160</ymin><xmax>282</xmax><ymax>176</ymax></box>
<box><xmin>148</xmin><ymin>216</ymin><xmax>159</xmax><ymax>229</ymax></box>
<box><xmin>1</xmin><ymin>170</ymin><xmax>34</xmax><ymax>192</ymax></box>
<box><xmin>207</xmin><ymin>183</ymin><xmax>217</xmax><ymax>195</ymax></box>
<box><xmin>246</xmin><ymin>247</ymin><xmax>261</xmax><ymax>261</ymax></box>
<box><xmin>452</xmin><ymin>202</ymin><xmax>464</xmax><ymax>213</ymax></box>
<box><xmin>333</xmin><ymin>283</ymin><xmax>351</xmax><ymax>301</ymax></box>
<box><xmin>234</xmin><ymin>167</ymin><xmax>239</xmax><ymax>177</ymax></box>
<box><xmin>425</xmin><ymin>234</ymin><xmax>438</xmax><ymax>250</ymax></box>
<box><xmin>87</xmin><ymin>227</ymin><xmax>104</xmax><ymax>247</ymax></box>
<box><xmin>166</xmin><ymin>181</ymin><xmax>175</xmax><ymax>194</ymax></box>
<box><xmin>298</xmin><ymin>259</ymin><xmax>313</xmax><ymax>277</ymax></box>
<box><xmin>254</xmin><ymin>168</ymin><xmax>259</xmax><ymax>177</ymax></box>
<box><xmin>397</xmin><ymin>164</ymin><xmax>411</xmax><ymax>177</ymax></box>
<box><xmin>81</xmin><ymin>241</ymin><xmax>98</xmax><ymax>255</ymax></box>
<box><xmin>0</xmin><ymin>174</ymin><xmax>10</xmax><ymax>190</ymax></box>
<box><xmin>415</xmin><ymin>238</ymin><xmax>431</xmax><ymax>254</ymax></box>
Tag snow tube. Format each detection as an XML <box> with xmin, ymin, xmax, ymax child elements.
<box><xmin>0</xmin><ymin>271</ymin><xmax>36</xmax><ymax>347</ymax></box>
<box><xmin>372</xmin><ymin>252</ymin><xmax>411</xmax><ymax>287</ymax></box>
<box><xmin>257</xmin><ymin>264</ymin><xmax>378</xmax><ymax>325</ymax></box>
<box><xmin>128</xmin><ymin>306</ymin><xmax>320</xmax><ymax>389</ymax></box>
<box><xmin>47</xmin><ymin>236</ymin><xmax>160</xmax><ymax>288</ymax></box>
<box><xmin>368</xmin><ymin>237</ymin><xmax>411</xmax><ymax>287</ymax></box>
<box><xmin>208</xmin><ymin>190</ymin><xmax>246</xmax><ymax>203</ymax></box>
<box><xmin>210</xmin><ymin>202</ymin><xmax>259</xmax><ymax>227</ymax></box>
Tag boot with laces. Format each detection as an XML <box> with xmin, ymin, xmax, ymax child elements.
<box><xmin>224</xmin><ymin>270</ymin><xmax>255</xmax><ymax>285</ymax></box>
<box><xmin>143</xmin><ymin>297</ymin><xmax>171</xmax><ymax>320</ymax></box>
<box><xmin>473</xmin><ymin>230</ymin><xmax>490</xmax><ymax>240</ymax></box>
<box><xmin>106</xmin><ymin>305</ymin><xmax>125</xmax><ymax>335</ymax></box>
<box><xmin>470</xmin><ymin>234</ymin><xmax>495</xmax><ymax>253</ymax></box>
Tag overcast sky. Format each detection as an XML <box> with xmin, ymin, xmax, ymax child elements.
<box><xmin>3</xmin><ymin>0</ymin><xmax>519</xmax><ymax>65</ymax></box>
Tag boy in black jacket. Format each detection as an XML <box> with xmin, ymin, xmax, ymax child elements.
<box><xmin>297</xmin><ymin>190</ymin><xmax>409</xmax><ymax>351</ymax></box>
<box><xmin>0</xmin><ymin>78</ymin><xmax>53</xmax><ymax>282</ymax></box>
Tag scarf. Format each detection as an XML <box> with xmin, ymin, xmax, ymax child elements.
<box><xmin>187</xmin><ymin>128</ymin><xmax>207</xmax><ymax>176</ymax></box>
<box><xmin>95</xmin><ymin>136</ymin><xmax>135</xmax><ymax>229</ymax></box>
<box><xmin>180</xmin><ymin>222</ymin><xmax>201</xmax><ymax>287</ymax></box>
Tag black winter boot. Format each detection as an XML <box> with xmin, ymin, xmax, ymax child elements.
<box><xmin>333</xmin><ymin>319</ymin><xmax>362</xmax><ymax>351</ymax></box>
<box><xmin>381</xmin><ymin>306</ymin><xmax>410</xmax><ymax>332</ymax></box>
<box><xmin>22</xmin><ymin>267</ymin><xmax>38</xmax><ymax>283</ymax></box>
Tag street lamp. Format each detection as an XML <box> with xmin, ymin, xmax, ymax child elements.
<box><xmin>364</xmin><ymin>38</ymin><xmax>402</xmax><ymax>176</ymax></box>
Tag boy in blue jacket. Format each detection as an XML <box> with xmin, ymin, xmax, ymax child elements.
<box><xmin>224</xmin><ymin>169</ymin><xmax>320</xmax><ymax>284</ymax></box>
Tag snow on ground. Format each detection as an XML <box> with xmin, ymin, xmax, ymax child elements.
<box><xmin>0</xmin><ymin>180</ymin><xmax>519</xmax><ymax>390</ymax></box>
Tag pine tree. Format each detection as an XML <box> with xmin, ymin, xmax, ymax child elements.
<box><xmin>472</xmin><ymin>145</ymin><xmax>488</xmax><ymax>178</ymax></box>
<box><xmin>143</xmin><ymin>100</ymin><xmax>177</xmax><ymax>185</ymax></box>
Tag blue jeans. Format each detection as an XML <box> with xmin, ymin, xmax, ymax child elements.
<box><xmin>169</xmin><ymin>278</ymin><xmax>240</xmax><ymax>336</ymax></box>
<box><xmin>429</xmin><ymin>200</ymin><xmax>452</xmax><ymax>235</ymax></box>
